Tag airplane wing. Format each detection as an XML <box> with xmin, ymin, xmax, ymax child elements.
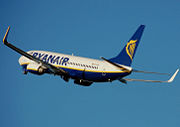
<box><xmin>101</xmin><ymin>57</ymin><xmax>169</xmax><ymax>75</ymax></box>
<box><xmin>120</xmin><ymin>69</ymin><xmax>179</xmax><ymax>83</ymax></box>
<box><xmin>3</xmin><ymin>26</ymin><xmax>68</xmax><ymax>76</ymax></box>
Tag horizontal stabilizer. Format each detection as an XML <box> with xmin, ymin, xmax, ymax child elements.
<box><xmin>120</xmin><ymin>69</ymin><xmax>179</xmax><ymax>83</ymax></box>
<box><xmin>101</xmin><ymin>57</ymin><xmax>132</xmax><ymax>72</ymax></box>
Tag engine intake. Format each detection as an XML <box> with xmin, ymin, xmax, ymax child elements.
<box><xmin>26</xmin><ymin>63</ymin><xmax>46</xmax><ymax>75</ymax></box>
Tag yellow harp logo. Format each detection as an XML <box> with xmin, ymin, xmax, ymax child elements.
<box><xmin>126</xmin><ymin>40</ymin><xmax>137</xmax><ymax>60</ymax></box>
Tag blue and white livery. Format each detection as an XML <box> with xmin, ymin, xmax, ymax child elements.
<box><xmin>3</xmin><ymin>25</ymin><xmax>179</xmax><ymax>86</ymax></box>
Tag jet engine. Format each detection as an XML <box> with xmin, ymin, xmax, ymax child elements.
<box><xmin>26</xmin><ymin>63</ymin><xmax>46</xmax><ymax>75</ymax></box>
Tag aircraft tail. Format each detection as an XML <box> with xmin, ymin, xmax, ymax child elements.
<box><xmin>109</xmin><ymin>25</ymin><xmax>145</xmax><ymax>66</ymax></box>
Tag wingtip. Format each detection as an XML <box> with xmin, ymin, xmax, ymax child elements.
<box><xmin>168</xmin><ymin>69</ymin><xmax>179</xmax><ymax>83</ymax></box>
<box><xmin>3</xmin><ymin>26</ymin><xmax>10</xmax><ymax>44</ymax></box>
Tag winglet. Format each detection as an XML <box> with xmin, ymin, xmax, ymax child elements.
<box><xmin>3</xmin><ymin>26</ymin><xmax>10</xmax><ymax>44</ymax></box>
<box><xmin>167</xmin><ymin>69</ymin><xmax>179</xmax><ymax>83</ymax></box>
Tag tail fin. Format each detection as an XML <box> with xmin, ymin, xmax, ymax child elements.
<box><xmin>109</xmin><ymin>25</ymin><xmax>145</xmax><ymax>66</ymax></box>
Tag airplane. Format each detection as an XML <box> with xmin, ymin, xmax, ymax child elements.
<box><xmin>3</xmin><ymin>25</ymin><xmax>179</xmax><ymax>86</ymax></box>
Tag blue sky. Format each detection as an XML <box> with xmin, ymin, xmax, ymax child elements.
<box><xmin>0</xmin><ymin>0</ymin><xmax>180</xmax><ymax>127</ymax></box>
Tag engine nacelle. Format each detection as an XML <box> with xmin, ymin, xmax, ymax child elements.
<box><xmin>26</xmin><ymin>63</ymin><xmax>46</xmax><ymax>75</ymax></box>
<box><xmin>74</xmin><ymin>79</ymin><xmax>93</xmax><ymax>86</ymax></box>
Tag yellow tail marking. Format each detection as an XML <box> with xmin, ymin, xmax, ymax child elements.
<box><xmin>126</xmin><ymin>40</ymin><xmax>137</xmax><ymax>60</ymax></box>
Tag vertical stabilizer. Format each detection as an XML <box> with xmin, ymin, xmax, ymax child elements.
<box><xmin>109</xmin><ymin>25</ymin><xmax>145</xmax><ymax>66</ymax></box>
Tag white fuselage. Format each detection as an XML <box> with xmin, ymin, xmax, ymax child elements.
<box><xmin>19</xmin><ymin>50</ymin><xmax>131</xmax><ymax>82</ymax></box>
